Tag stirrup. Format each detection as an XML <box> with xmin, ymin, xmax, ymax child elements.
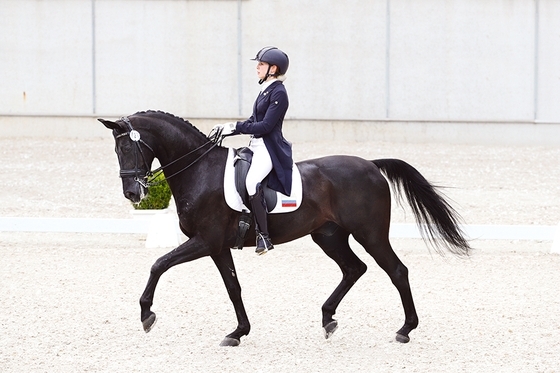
<box><xmin>255</xmin><ymin>232</ymin><xmax>273</xmax><ymax>255</ymax></box>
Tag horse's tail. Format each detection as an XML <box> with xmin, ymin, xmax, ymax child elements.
<box><xmin>372</xmin><ymin>158</ymin><xmax>471</xmax><ymax>257</ymax></box>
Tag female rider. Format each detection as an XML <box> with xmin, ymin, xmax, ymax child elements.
<box><xmin>215</xmin><ymin>46</ymin><xmax>292</xmax><ymax>255</ymax></box>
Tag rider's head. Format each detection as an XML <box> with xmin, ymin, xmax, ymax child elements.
<box><xmin>252</xmin><ymin>47</ymin><xmax>289</xmax><ymax>84</ymax></box>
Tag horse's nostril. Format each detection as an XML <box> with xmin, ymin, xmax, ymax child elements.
<box><xmin>124</xmin><ymin>191</ymin><xmax>137</xmax><ymax>201</ymax></box>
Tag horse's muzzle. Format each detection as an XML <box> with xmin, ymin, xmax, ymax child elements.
<box><xmin>122</xmin><ymin>179</ymin><xmax>146</xmax><ymax>203</ymax></box>
<box><xmin>124</xmin><ymin>190</ymin><xmax>142</xmax><ymax>203</ymax></box>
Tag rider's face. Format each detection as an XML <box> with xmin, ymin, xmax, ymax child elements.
<box><xmin>256</xmin><ymin>61</ymin><xmax>269</xmax><ymax>81</ymax></box>
<box><xmin>256</xmin><ymin>61</ymin><xmax>277</xmax><ymax>81</ymax></box>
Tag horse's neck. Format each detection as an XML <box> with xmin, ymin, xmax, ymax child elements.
<box><xmin>150</xmin><ymin>123</ymin><xmax>209</xmax><ymax>167</ymax></box>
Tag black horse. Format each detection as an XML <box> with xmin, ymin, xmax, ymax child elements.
<box><xmin>99</xmin><ymin>110</ymin><xmax>470</xmax><ymax>346</ymax></box>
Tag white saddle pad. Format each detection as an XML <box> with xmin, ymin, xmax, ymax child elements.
<box><xmin>223</xmin><ymin>147</ymin><xmax>303</xmax><ymax>214</ymax></box>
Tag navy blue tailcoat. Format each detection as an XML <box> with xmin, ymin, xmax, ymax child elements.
<box><xmin>234</xmin><ymin>80</ymin><xmax>293</xmax><ymax>196</ymax></box>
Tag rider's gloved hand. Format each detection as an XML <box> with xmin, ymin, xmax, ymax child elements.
<box><xmin>220</xmin><ymin>122</ymin><xmax>237</xmax><ymax>136</ymax></box>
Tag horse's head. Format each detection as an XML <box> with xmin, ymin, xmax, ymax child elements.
<box><xmin>101</xmin><ymin>110</ymin><xmax>219</xmax><ymax>205</ymax></box>
<box><xmin>99</xmin><ymin>117</ymin><xmax>156</xmax><ymax>203</ymax></box>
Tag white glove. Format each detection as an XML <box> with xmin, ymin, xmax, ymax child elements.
<box><xmin>220</xmin><ymin>122</ymin><xmax>237</xmax><ymax>136</ymax></box>
<box><xmin>211</xmin><ymin>123</ymin><xmax>223</xmax><ymax>133</ymax></box>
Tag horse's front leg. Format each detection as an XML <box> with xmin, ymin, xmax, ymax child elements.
<box><xmin>139</xmin><ymin>236</ymin><xmax>211</xmax><ymax>333</ymax></box>
<box><xmin>211</xmin><ymin>249</ymin><xmax>250</xmax><ymax>347</ymax></box>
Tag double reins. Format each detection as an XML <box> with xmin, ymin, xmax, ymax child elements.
<box><xmin>117</xmin><ymin>117</ymin><xmax>222</xmax><ymax>187</ymax></box>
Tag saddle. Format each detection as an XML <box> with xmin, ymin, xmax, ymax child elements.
<box><xmin>224</xmin><ymin>147</ymin><xmax>303</xmax><ymax>249</ymax></box>
<box><xmin>233</xmin><ymin>147</ymin><xmax>277</xmax><ymax>212</ymax></box>
<box><xmin>223</xmin><ymin>147</ymin><xmax>302</xmax><ymax>214</ymax></box>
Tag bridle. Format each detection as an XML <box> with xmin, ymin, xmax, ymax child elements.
<box><xmin>116</xmin><ymin>116</ymin><xmax>222</xmax><ymax>188</ymax></box>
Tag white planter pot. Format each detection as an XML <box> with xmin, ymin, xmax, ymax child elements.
<box><xmin>130</xmin><ymin>208</ymin><xmax>186</xmax><ymax>249</ymax></box>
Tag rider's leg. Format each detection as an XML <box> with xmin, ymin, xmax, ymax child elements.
<box><xmin>249</xmin><ymin>184</ymin><xmax>273</xmax><ymax>254</ymax></box>
<box><xmin>246</xmin><ymin>138</ymin><xmax>273</xmax><ymax>255</ymax></box>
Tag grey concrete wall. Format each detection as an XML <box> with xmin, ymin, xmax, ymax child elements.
<box><xmin>1</xmin><ymin>0</ymin><xmax>559</xmax><ymax>142</ymax></box>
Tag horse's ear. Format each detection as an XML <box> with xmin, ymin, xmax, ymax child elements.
<box><xmin>98</xmin><ymin>118</ymin><xmax>120</xmax><ymax>130</ymax></box>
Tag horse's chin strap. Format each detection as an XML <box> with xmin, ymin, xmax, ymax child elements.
<box><xmin>117</xmin><ymin>116</ymin><xmax>220</xmax><ymax>188</ymax></box>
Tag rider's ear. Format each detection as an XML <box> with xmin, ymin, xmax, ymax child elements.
<box><xmin>98</xmin><ymin>118</ymin><xmax>120</xmax><ymax>130</ymax></box>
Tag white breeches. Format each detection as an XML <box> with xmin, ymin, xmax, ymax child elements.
<box><xmin>246</xmin><ymin>137</ymin><xmax>273</xmax><ymax>196</ymax></box>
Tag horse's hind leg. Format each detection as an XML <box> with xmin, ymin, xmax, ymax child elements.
<box><xmin>354</xmin><ymin>232</ymin><xmax>418</xmax><ymax>343</ymax></box>
<box><xmin>311</xmin><ymin>227</ymin><xmax>367</xmax><ymax>339</ymax></box>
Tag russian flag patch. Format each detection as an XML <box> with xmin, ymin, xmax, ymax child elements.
<box><xmin>282</xmin><ymin>199</ymin><xmax>297</xmax><ymax>208</ymax></box>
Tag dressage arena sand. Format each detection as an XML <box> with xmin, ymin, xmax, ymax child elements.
<box><xmin>1</xmin><ymin>135</ymin><xmax>559</xmax><ymax>373</ymax></box>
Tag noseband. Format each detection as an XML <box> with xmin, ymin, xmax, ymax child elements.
<box><xmin>116</xmin><ymin>116</ymin><xmax>220</xmax><ymax>188</ymax></box>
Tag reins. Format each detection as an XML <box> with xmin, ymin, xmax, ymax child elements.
<box><xmin>117</xmin><ymin>116</ymin><xmax>223</xmax><ymax>188</ymax></box>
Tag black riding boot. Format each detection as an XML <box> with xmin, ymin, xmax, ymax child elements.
<box><xmin>249</xmin><ymin>184</ymin><xmax>273</xmax><ymax>255</ymax></box>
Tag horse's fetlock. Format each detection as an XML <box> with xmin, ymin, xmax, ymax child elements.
<box><xmin>139</xmin><ymin>297</ymin><xmax>152</xmax><ymax>310</ymax></box>
<box><xmin>321</xmin><ymin>305</ymin><xmax>336</xmax><ymax>321</ymax></box>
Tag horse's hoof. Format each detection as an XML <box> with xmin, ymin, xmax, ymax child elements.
<box><xmin>142</xmin><ymin>313</ymin><xmax>157</xmax><ymax>333</ymax></box>
<box><xmin>220</xmin><ymin>337</ymin><xmax>240</xmax><ymax>347</ymax></box>
<box><xmin>323</xmin><ymin>320</ymin><xmax>338</xmax><ymax>339</ymax></box>
<box><xmin>395</xmin><ymin>333</ymin><xmax>410</xmax><ymax>343</ymax></box>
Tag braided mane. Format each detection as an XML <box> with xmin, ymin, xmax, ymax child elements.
<box><xmin>132</xmin><ymin>110</ymin><xmax>210</xmax><ymax>140</ymax></box>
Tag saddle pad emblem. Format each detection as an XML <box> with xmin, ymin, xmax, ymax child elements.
<box><xmin>282</xmin><ymin>200</ymin><xmax>297</xmax><ymax>208</ymax></box>
<box><xmin>223</xmin><ymin>148</ymin><xmax>303</xmax><ymax>214</ymax></box>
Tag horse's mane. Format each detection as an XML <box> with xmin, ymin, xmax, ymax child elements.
<box><xmin>132</xmin><ymin>110</ymin><xmax>210</xmax><ymax>141</ymax></box>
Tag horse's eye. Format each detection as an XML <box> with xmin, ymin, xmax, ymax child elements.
<box><xmin>119</xmin><ymin>141</ymin><xmax>132</xmax><ymax>154</ymax></box>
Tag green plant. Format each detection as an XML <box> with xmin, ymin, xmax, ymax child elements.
<box><xmin>132</xmin><ymin>173</ymin><xmax>172</xmax><ymax>210</ymax></box>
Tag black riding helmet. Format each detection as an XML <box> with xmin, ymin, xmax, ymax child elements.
<box><xmin>252</xmin><ymin>46</ymin><xmax>289</xmax><ymax>84</ymax></box>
